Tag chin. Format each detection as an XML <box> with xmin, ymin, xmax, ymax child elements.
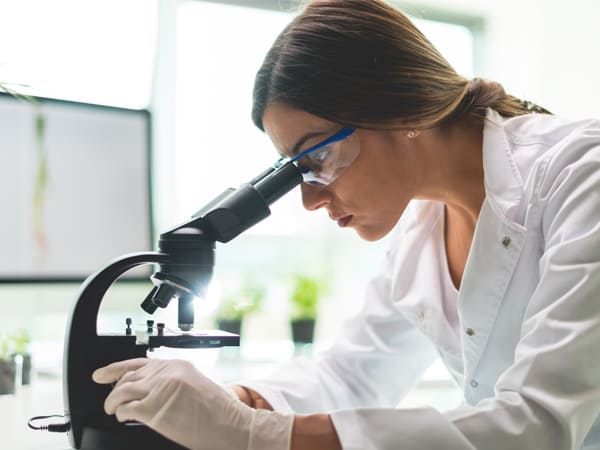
<box><xmin>354</xmin><ymin>225</ymin><xmax>391</xmax><ymax>242</ymax></box>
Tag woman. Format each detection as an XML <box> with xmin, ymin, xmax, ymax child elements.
<box><xmin>93</xmin><ymin>0</ymin><xmax>600</xmax><ymax>449</ymax></box>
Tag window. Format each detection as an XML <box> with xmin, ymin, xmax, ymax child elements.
<box><xmin>0</xmin><ymin>0</ymin><xmax>158</xmax><ymax>109</ymax></box>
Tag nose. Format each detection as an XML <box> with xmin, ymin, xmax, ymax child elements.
<box><xmin>300</xmin><ymin>183</ymin><xmax>331</xmax><ymax>211</ymax></box>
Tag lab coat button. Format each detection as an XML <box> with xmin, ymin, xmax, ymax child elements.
<box><xmin>470</xmin><ymin>379</ymin><xmax>478</xmax><ymax>388</ymax></box>
<box><xmin>465</xmin><ymin>327</ymin><xmax>475</xmax><ymax>336</ymax></box>
<box><xmin>501</xmin><ymin>236</ymin><xmax>511</xmax><ymax>247</ymax></box>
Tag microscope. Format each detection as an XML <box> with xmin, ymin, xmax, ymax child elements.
<box><xmin>63</xmin><ymin>160</ymin><xmax>302</xmax><ymax>449</ymax></box>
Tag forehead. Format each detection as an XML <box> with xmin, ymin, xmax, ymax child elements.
<box><xmin>262</xmin><ymin>103</ymin><xmax>335</xmax><ymax>156</ymax></box>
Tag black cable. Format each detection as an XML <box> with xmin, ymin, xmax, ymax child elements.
<box><xmin>28</xmin><ymin>415</ymin><xmax>71</xmax><ymax>433</ymax></box>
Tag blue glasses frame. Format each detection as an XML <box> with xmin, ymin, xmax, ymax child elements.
<box><xmin>272</xmin><ymin>127</ymin><xmax>357</xmax><ymax>185</ymax></box>
<box><xmin>290</xmin><ymin>127</ymin><xmax>355</xmax><ymax>163</ymax></box>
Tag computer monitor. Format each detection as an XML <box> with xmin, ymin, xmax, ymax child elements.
<box><xmin>0</xmin><ymin>93</ymin><xmax>153</xmax><ymax>281</ymax></box>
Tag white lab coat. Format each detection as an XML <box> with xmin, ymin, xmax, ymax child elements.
<box><xmin>242</xmin><ymin>109</ymin><xmax>600</xmax><ymax>449</ymax></box>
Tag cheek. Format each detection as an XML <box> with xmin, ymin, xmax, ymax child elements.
<box><xmin>335</xmin><ymin>143</ymin><xmax>396</xmax><ymax>205</ymax></box>
<box><xmin>339</xmin><ymin>140</ymin><xmax>413</xmax><ymax>232</ymax></box>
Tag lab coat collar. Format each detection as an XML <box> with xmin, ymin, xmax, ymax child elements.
<box><xmin>481</xmin><ymin>108</ymin><xmax>525</xmax><ymax>223</ymax></box>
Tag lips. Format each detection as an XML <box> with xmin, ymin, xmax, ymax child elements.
<box><xmin>334</xmin><ymin>215</ymin><xmax>353</xmax><ymax>227</ymax></box>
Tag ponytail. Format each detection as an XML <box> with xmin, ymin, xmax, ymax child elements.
<box><xmin>446</xmin><ymin>78</ymin><xmax>551</xmax><ymax>125</ymax></box>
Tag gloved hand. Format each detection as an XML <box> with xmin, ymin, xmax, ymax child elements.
<box><xmin>92</xmin><ymin>358</ymin><xmax>294</xmax><ymax>450</ymax></box>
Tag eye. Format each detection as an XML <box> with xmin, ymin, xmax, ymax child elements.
<box><xmin>309</xmin><ymin>146</ymin><xmax>331</xmax><ymax>164</ymax></box>
<box><xmin>298</xmin><ymin>164</ymin><xmax>311</xmax><ymax>174</ymax></box>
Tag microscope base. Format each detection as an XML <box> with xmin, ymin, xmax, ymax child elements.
<box><xmin>78</xmin><ymin>424</ymin><xmax>186</xmax><ymax>450</ymax></box>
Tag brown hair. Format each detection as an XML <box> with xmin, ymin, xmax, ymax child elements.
<box><xmin>252</xmin><ymin>0</ymin><xmax>549</xmax><ymax>131</ymax></box>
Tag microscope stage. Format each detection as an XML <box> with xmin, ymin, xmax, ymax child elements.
<box><xmin>136</xmin><ymin>329</ymin><xmax>240</xmax><ymax>349</ymax></box>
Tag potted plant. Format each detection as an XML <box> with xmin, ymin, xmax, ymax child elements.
<box><xmin>215</xmin><ymin>279</ymin><xmax>266</xmax><ymax>338</ymax></box>
<box><xmin>289</xmin><ymin>274</ymin><xmax>327</xmax><ymax>345</ymax></box>
<box><xmin>0</xmin><ymin>333</ymin><xmax>16</xmax><ymax>395</ymax></box>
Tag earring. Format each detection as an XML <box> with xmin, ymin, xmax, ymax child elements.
<box><xmin>407</xmin><ymin>130</ymin><xmax>418</xmax><ymax>139</ymax></box>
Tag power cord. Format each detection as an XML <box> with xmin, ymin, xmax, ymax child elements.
<box><xmin>28</xmin><ymin>415</ymin><xmax>71</xmax><ymax>433</ymax></box>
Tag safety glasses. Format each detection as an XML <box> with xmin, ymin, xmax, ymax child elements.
<box><xmin>274</xmin><ymin>127</ymin><xmax>360</xmax><ymax>185</ymax></box>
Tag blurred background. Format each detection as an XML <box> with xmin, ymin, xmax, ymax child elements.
<box><xmin>1</xmin><ymin>0</ymin><xmax>599</xmax><ymax>411</ymax></box>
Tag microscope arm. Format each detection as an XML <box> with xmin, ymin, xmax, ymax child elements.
<box><xmin>64</xmin><ymin>252</ymin><xmax>169</xmax><ymax>343</ymax></box>
<box><xmin>63</xmin><ymin>252</ymin><xmax>169</xmax><ymax>449</ymax></box>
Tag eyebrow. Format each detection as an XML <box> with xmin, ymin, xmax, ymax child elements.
<box><xmin>280</xmin><ymin>130</ymin><xmax>330</xmax><ymax>158</ymax></box>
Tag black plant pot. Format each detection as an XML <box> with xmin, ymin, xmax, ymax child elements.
<box><xmin>291</xmin><ymin>318</ymin><xmax>315</xmax><ymax>344</ymax></box>
<box><xmin>217</xmin><ymin>319</ymin><xmax>242</xmax><ymax>337</ymax></box>
<box><xmin>0</xmin><ymin>359</ymin><xmax>16</xmax><ymax>395</ymax></box>
<box><xmin>21</xmin><ymin>353</ymin><xmax>32</xmax><ymax>385</ymax></box>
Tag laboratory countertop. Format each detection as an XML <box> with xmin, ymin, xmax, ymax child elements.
<box><xmin>1</xmin><ymin>376</ymin><xmax>69</xmax><ymax>450</ymax></box>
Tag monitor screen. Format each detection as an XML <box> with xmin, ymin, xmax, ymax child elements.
<box><xmin>0</xmin><ymin>93</ymin><xmax>153</xmax><ymax>280</ymax></box>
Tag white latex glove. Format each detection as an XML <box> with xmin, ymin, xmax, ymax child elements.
<box><xmin>92</xmin><ymin>358</ymin><xmax>294</xmax><ymax>450</ymax></box>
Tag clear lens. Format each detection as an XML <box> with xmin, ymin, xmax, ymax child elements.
<box><xmin>296</xmin><ymin>131</ymin><xmax>360</xmax><ymax>185</ymax></box>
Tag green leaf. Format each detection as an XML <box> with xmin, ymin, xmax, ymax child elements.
<box><xmin>289</xmin><ymin>274</ymin><xmax>328</xmax><ymax>319</ymax></box>
<box><xmin>0</xmin><ymin>81</ymin><xmax>39</xmax><ymax>104</ymax></box>
<box><xmin>35</xmin><ymin>111</ymin><xmax>45</xmax><ymax>142</ymax></box>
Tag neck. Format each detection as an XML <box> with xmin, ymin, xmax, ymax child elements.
<box><xmin>414</xmin><ymin>122</ymin><xmax>485</xmax><ymax>226</ymax></box>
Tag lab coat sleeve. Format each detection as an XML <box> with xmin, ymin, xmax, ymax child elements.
<box><xmin>330</xmin><ymin>138</ymin><xmax>600</xmax><ymax>449</ymax></box>
<box><xmin>239</xmin><ymin>228</ymin><xmax>439</xmax><ymax>414</ymax></box>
